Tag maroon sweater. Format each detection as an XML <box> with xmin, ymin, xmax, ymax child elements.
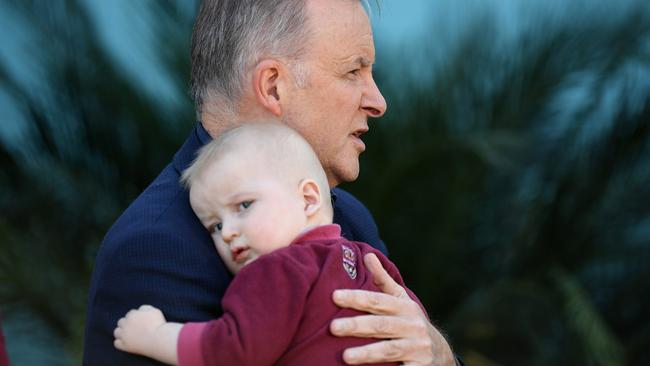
<box><xmin>178</xmin><ymin>224</ymin><xmax>425</xmax><ymax>366</ymax></box>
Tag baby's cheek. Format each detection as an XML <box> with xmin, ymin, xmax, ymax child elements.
<box><xmin>213</xmin><ymin>242</ymin><xmax>229</xmax><ymax>260</ymax></box>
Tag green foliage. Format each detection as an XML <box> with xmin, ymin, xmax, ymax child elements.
<box><xmin>1</xmin><ymin>1</ymin><xmax>650</xmax><ymax>365</ymax></box>
<box><xmin>0</xmin><ymin>0</ymin><xmax>196</xmax><ymax>362</ymax></box>
<box><xmin>347</xmin><ymin>2</ymin><xmax>650</xmax><ymax>365</ymax></box>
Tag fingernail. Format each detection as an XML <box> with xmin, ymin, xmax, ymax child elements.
<box><xmin>331</xmin><ymin>319</ymin><xmax>344</xmax><ymax>333</ymax></box>
<box><xmin>331</xmin><ymin>320</ymin><xmax>341</xmax><ymax>332</ymax></box>
<box><xmin>333</xmin><ymin>290</ymin><xmax>345</xmax><ymax>302</ymax></box>
<box><xmin>344</xmin><ymin>349</ymin><xmax>359</xmax><ymax>362</ymax></box>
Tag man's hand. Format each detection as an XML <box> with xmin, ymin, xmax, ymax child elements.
<box><xmin>113</xmin><ymin>305</ymin><xmax>182</xmax><ymax>365</ymax></box>
<box><xmin>330</xmin><ymin>253</ymin><xmax>456</xmax><ymax>366</ymax></box>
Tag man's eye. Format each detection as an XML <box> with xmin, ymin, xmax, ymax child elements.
<box><xmin>240</xmin><ymin>201</ymin><xmax>253</xmax><ymax>209</ymax></box>
<box><xmin>349</xmin><ymin>69</ymin><xmax>360</xmax><ymax>76</ymax></box>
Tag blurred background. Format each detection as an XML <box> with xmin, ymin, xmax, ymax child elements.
<box><xmin>1</xmin><ymin>0</ymin><xmax>649</xmax><ymax>365</ymax></box>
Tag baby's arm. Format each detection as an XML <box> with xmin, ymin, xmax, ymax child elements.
<box><xmin>114</xmin><ymin>251</ymin><xmax>315</xmax><ymax>365</ymax></box>
<box><xmin>113</xmin><ymin>305</ymin><xmax>183</xmax><ymax>365</ymax></box>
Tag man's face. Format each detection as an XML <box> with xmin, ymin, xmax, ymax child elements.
<box><xmin>281</xmin><ymin>0</ymin><xmax>387</xmax><ymax>187</ymax></box>
<box><xmin>189</xmin><ymin>152</ymin><xmax>309</xmax><ymax>274</ymax></box>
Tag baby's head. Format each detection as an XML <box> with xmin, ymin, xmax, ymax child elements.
<box><xmin>182</xmin><ymin>123</ymin><xmax>333</xmax><ymax>274</ymax></box>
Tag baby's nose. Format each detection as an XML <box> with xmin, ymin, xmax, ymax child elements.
<box><xmin>220</xmin><ymin>223</ymin><xmax>239</xmax><ymax>242</ymax></box>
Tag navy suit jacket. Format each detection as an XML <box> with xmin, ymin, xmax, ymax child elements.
<box><xmin>83</xmin><ymin>124</ymin><xmax>387</xmax><ymax>365</ymax></box>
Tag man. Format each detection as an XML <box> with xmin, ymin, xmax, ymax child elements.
<box><xmin>84</xmin><ymin>1</ymin><xmax>460</xmax><ymax>365</ymax></box>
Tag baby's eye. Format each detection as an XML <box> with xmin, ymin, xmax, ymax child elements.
<box><xmin>215</xmin><ymin>222</ymin><xmax>223</xmax><ymax>232</ymax></box>
<box><xmin>239</xmin><ymin>201</ymin><xmax>253</xmax><ymax>210</ymax></box>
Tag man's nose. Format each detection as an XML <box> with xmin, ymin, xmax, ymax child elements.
<box><xmin>361</xmin><ymin>75</ymin><xmax>387</xmax><ymax>118</ymax></box>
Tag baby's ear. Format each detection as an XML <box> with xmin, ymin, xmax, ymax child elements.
<box><xmin>299</xmin><ymin>179</ymin><xmax>322</xmax><ymax>217</ymax></box>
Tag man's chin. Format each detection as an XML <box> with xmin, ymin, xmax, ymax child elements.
<box><xmin>327</xmin><ymin>165</ymin><xmax>360</xmax><ymax>188</ymax></box>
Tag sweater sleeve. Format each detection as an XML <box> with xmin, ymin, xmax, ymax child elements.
<box><xmin>178</xmin><ymin>249</ymin><xmax>316</xmax><ymax>366</ymax></box>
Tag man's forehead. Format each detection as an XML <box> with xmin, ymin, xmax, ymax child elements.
<box><xmin>305</xmin><ymin>0</ymin><xmax>372</xmax><ymax>35</ymax></box>
<box><xmin>304</xmin><ymin>0</ymin><xmax>375</xmax><ymax>60</ymax></box>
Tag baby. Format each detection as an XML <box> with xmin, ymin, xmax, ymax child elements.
<box><xmin>113</xmin><ymin>123</ymin><xmax>426</xmax><ymax>365</ymax></box>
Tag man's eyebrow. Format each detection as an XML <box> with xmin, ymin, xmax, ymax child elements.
<box><xmin>341</xmin><ymin>56</ymin><xmax>373</xmax><ymax>68</ymax></box>
<box><xmin>358</xmin><ymin>57</ymin><xmax>373</xmax><ymax>67</ymax></box>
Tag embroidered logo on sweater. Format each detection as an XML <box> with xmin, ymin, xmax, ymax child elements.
<box><xmin>341</xmin><ymin>244</ymin><xmax>357</xmax><ymax>279</ymax></box>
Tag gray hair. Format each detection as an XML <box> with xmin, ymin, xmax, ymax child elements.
<box><xmin>189</xmin><ymin>0</ymin><xmax>310</xmax><ymax>116</ymax></box>
<box><xmin>189</xmin><ymin>0</ymin><xmax>374</xmax><ymax>117</ymax></box>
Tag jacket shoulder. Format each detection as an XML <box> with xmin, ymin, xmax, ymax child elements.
<box><xmin>332</xmin><ymin>188</ymin><xmax>387</xmax><ymax>255</ymax></box>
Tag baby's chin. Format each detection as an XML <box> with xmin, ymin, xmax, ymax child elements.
<box><xmin>229</xmin><ymin>256</ymin><xmax>258</xmax><ymax>274</ymax></box>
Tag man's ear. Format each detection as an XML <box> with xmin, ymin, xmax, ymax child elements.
<box><xmin>299</xmin><ymin>179</ymin><xmax>322</xmax><ymax>217</ymax></box>
<box><xmin>252</xmin><ymin>59</ymin><xmax>287</xmax><ymax>117</ymax></box>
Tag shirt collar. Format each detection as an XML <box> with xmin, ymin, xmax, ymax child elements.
<box><xmin>330</xmin><ymin>190</ymin><xmax>338</xmax><ymax>204</ymax></box>
<box><xmin>291</xmin><ymin>224</ymin><xmax>342</xmax><ymax>244</ymax></box>
<box><xmin>197</xmin><ymin>121</ymin><xmax>212</xmax><ymax>145</ymax></box>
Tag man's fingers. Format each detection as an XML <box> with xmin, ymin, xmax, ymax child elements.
<box><xmin>331</xmin><ymin>253</ymin><xmax>453</xmax><ymax>365</ymax></box>
<box><xmin>331</xmin><ymin>313</ymin><xmax>429</xmax><ymax>339</ymax></box>
<box><xmin>332</xmin><ymin>288</ymin><xmax>409</xmax><ymax>315</ymax></box>
<box><xmin>333</xmin><ymin>288</ymin><xmax>421</xmax><ymax>316</ymax></box>
<box><xmin>331</xmin><ymin>315</ymin><xmax>424</xmax><ymax>339</ymax></box>
<box><xmin>341</xmin><ymin>339</ymin><xmax>417</xmax><ymax>365</ymax></box>
<box><xmin>364</xmin><ymin>253</ymin><xmax>407</xmax><ymax>298</ymax></box>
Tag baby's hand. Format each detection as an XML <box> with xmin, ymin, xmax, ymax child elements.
<box><xmin>114</xmin><ymin>305</ymin><xmax>167</xmax><ymax>356</ymax></box>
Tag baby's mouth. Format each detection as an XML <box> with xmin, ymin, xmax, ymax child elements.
<box><xmin>232</xmin><ymin>247</ymin><xmax>250</xmax><ymax>263</ymax></box>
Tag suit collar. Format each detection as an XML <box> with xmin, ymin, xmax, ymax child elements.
<box><xmin>172</xmin><ymin>122</ymin><xmax>212</xmax><ymax>174</ymax></box>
